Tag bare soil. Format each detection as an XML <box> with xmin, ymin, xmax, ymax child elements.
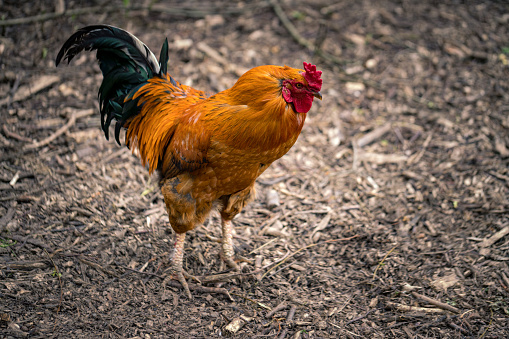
<box><xmin>1</xmin><ymin>0</ymin><xmax>508</xmax><ymax>338</ymax></box>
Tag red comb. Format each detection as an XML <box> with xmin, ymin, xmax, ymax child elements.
<box><xmin>303</xmin><ymin>62</ymin><xmax>322</xmax><ymax>91</ymax></box>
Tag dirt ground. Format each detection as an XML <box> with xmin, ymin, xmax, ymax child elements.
<box><xmin>1</xmin><ymin>0</ymin><xmax>508</xmax><ymax>337</ymax></box>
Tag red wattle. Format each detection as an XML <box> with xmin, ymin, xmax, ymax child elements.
<box><xmin>292</xmin><ymin>93</ymin><xmax>314</xmax><ymax>113</ymax></box>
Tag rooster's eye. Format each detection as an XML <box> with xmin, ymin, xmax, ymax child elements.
<box><xmin>295</xmin><ymin>83</ymin><xmax>303</xmax><ymax>89</ymax></box>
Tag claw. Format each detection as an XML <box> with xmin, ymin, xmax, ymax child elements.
<box><xmin>182</xmin><ymin>269</ymin><xmax>201</xmax><ymax>284</ymax></box>
<box><xmin>163</xmin><ymin>267</ymin><xmax>192</xmax><ymax>299</ymax></box>
<box><xmin>220</xmin><ymin>250</ymin><xmax>240</xmax><ymax>272</ymax></box>
<box><xmin>176</xmin><ymin>271</ymin><xmax>192</xmax><ymax>299</ymax></box>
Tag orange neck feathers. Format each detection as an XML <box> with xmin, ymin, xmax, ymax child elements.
<box><xmin>207</xmin><ymin>65</ymin><xmax>308</xmax><ymax>151</ymax></box>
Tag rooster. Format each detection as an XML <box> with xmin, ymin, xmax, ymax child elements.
<box><xmin>56</xmin><ymin>25</ymin><xmax>322</xmax><ymax>298</ymax></box>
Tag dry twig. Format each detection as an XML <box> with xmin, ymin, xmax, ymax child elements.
<box><xmin>0</xmin><ymin>260</ymin><xmax>49</xmax><ymax>270</ymax></box>
<box><xmin>266</xmin><ymin>301</ymin><xmax>288</xmax><ymax>318</ymax></box>
<box><xmin>355</xmin><ymin>122</ymin><xmax>393</xmax><ymax>148</ymax></box>
<box><xmin>479</xmin><ymin>226</ymin><xmax>509</xmax><ymax>248</ymax></box>
<box><xmin>411</xmin><ymin>292</ymin><xmax>460</xmax><ymax>314</ymax></box>
<box><xmin>2</xmin><ymin>125</ymin><xmax>34</xmax><ymax>143</ymax></box>
<box><xmin>0</xmin><ymin>75</ymin><xmax>60</xmax><ymax>106</ymax></box>
<box><xmin>24</xmin><ymin>108</ymin><xmax>94</xmax><ymax>149</ymax></box>
<box><xmin>372</xmin><ymin>245</ymin><xmax>397</xmax><ymax>281</ymax></box>
<box><xmin>175</xmin><ymin>281</ymin><xmax>234</xmax><ymax>301</ymax></box>
<box><xmin>386</xmin><ymin>301</ymin><xmax>446</xmax><ymax>314</ymax></box>
<box><xmin>195</xmin><ymin>271</ymin><xmax>240</xmax><ymax>284</ymax></box>
<box><xmin>358</xmin><ymin>152</ymin><xmax>408</xmax><ymax>165</ymax></box>
<box><xmin>196</xmin><ymin>42</ymin><xmax>246</xmax><ymax>76</ymax></box>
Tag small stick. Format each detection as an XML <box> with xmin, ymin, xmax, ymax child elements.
<box><xmin>196</xmin><ymin>42</ymin><xmax>245</xmax><ymax>76</ymax></box>
<box><xmin>258</xmin><ymin>175</ymin><xmax>291</xmax><ymax>186</ymax></box>
<box><xmin>287</xmin><ymin>304</ymin><xmax>296</xmax><ymax>322</ymax></box>
<box><xmin>372</xmin><ymin>245</ymin><xmax>397</xmax><ymax>281</ymax></box>
<box><xmin>500</xmin><ymin>271</ymin><xmax>509</xmax><ymax>288</ymax></box>
<box><xmin>25</xmin><ymin>108</ymin><xmax>94</xmax><ymax>149</ymax></box>
<box><xmin>69</xmin><ymin>207</ymin><xmax>94</xmax><ymax>217</ymax></box>
<box><xmin>310</xmin><ymin>212</ymin><xmax>331</xmax><ymax>241</ymax></box>
<box><xmin>1</xmin><ymin>260</ymin><xmax>49</xmax><ymax>270</ymax></box>
<box><xmin>0</xmin><ymin>75</ymin><xmax>60</xmax><ymax>106</ymax></box>
<box><xmin>336</xmin><ymin>295</ymin><xmax>353</xmax><ymax>315</ymax></box>
<box><xmin>9</xmin><ymin>171</ymin><xmax>20</xmax><ymax>186</ymax></box>
<box><xmin>386</xmin><ymin>301</ymin><xmax>446</xmax><ymax>313</ymax></box>
<box><xmin>0</xmin><ymin>132</ymin><xmax>11</xmax><ymax>146</ymax></box>
<box><xmin>293</xmin><ymin>208</ymin><xmax>331</xmax><ymax>215</ymax></box>
<box><xmin>2</xmin><ymin>125</ymin><xmax>34</xmax><ymax>143</ymax></box>
<box><xmin>355</xmin><ymin>122</ymin><xmax>392</xmax><ymax>148</ymax></box>
<box><xmin>268</xmin><ymin>0</ymin><xmax>312</xmax><ymax>50</ymax></box>
<box><xmin>196</xmin><ymin>272</ymin><xmax>239</xmax><ymax>283</ymax></box>
<box><xmin>224</xmin><ymin>317</ymin><xmax>245</xmax><ymax>335</ymax></box>
<box><xmin>266</xmin><ymin>301</ymin><xmax>288</xmax><ymax>318</ymax></box>
<box><xmin>165</xmin><ymin>280</ymin><xmax>234</xmax><ymax>301</ymax></box>
<box><xmin>479</xmin><ymin>226</ymin><xmax>509</xmax><ymax>248</ymax></box>
<box><xmin>411</xmin><ymin>292</ymin><xmax>460</xmax><ymax>314</ymax></box>
<box><xmin>358</xmin><ymin>152</ymin><xmax>408</xmax><ymax>164</ymax></box>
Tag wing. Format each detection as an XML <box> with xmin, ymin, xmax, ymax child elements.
<box><xmin>158</xmin><ymin>108</ymin><xmax>212</xmax><ymax>178</ymax></box>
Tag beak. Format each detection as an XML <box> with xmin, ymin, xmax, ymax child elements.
<box><xmin>313</xmin><ymin>91</ymin><xmax>322</xmax><ymax>100</ymax></box>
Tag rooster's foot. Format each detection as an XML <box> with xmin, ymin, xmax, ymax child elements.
<box><xmin>163</xmin><ymin>266</ymin><xmax>201</xmax><ymax>299</ymax></box>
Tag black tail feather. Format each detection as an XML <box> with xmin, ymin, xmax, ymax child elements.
<box><xmin>56</xmin><ymin>25</ymin><xmax>173</xmax><ymax>144</ymax></box>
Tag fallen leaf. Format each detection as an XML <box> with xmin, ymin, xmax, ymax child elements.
<box><xmin>431</xmin><ymin>272</ymin><xmax>459</xmax><ymax>291</ymax></box>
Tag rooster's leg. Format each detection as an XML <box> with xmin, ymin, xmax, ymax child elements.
<box><xmin>221</xmin><ymin>218</ymin><xmax>240</xmax><ymax>271</ymax></box>
<box><xmin>163</xmin><ymin>232</ymin><xmax>200</xmax><ymax>299</ymax></box>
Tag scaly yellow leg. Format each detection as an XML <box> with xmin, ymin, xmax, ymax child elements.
<box><xmin>163</xmin><ymin>232</ymin><xmax>200</xmax><ymax>299</ymax></box>
<box><xmin>221</xmin><ymin>218</ymin><xmax>240</xmax><ymax>271</ymax></box>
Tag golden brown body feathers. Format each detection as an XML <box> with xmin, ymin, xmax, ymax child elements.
<box><xmin>125</xmin><ymin>65</ymin><xmax>308</xmax><ymax>233</ymax></box>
